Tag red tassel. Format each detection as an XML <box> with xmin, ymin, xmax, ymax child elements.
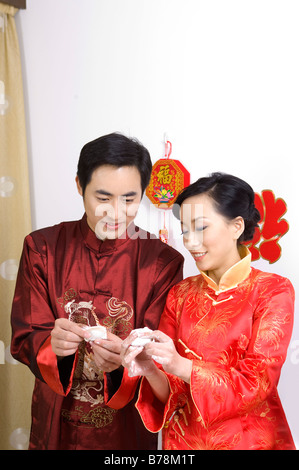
<box><xmin>159</xmin><ymin>228</ymin><xmax>168</xmax><ymax>244</ymax></box>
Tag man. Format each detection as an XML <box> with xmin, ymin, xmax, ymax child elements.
<box><xmin>11</xmin><ymin>133</ymin><xmax>184</xmax><ymax>450</ymax></box>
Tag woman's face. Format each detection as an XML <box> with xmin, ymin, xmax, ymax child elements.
<box><xmin>180</xmin><ymin>193</ymin><xmax>244</xmax><ymax>283</ymax></box>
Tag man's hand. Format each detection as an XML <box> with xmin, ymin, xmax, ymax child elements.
<box><xmin>51</xmin><ymin>318</ymin><xmax>89</xmax><ymax>358</ymax></box>
<box><xmin>91</xmin><ymin>331</ymin><xmax>123</xmax><ymax>373</ymax></box>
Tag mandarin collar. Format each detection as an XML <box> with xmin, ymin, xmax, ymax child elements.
<box><xmin>200</xmin><ymin>245</ymin><xmax>251</xmax><ymax>294</ymax></box>
<box><xmin>80</xmin><ymin>213</ymin><xmax>134</xmax><ymax>254</ymax></box>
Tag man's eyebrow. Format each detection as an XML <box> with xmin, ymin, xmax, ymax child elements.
<box><xmin>122</xmin><ymin>191</ymin><xmax>138</xmax><ymax>197</ymax></box>
<box><xmin>95</xmin><ymin>190</ymin><xmax>113</xmax><ymax>196</ymax></box>
<box><xmin>95</xmin><ymin>190</ymin><xmax>138</xmax><ymax>197</ymax></box>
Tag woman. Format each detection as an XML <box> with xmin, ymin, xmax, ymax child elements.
<box><xmin>121</xmin><ymin>172</ymin><xmax>295</xmax><ymax>450</ymax></box>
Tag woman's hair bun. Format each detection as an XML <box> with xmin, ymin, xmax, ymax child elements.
<box><xmin>242</xmin><ymin>203</ymin><xmax>261</xmax><ymax>242</ymax></box>
<box><xmin>174</xmin><ymin>172</ymin><xmax>261</xmax><ymax>243</ymax></box>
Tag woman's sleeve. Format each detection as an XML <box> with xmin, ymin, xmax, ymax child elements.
<box><xmin>135</xmin><ymin>285</ymin><xmax>189</xmax><ymax>432</ymax></box>
<box><xmin>10</xmin><ymin>235</ymin><xmax>76</xmax><ymax>395</ymax></box>
<box><xmin>189</xmin><ymin>277</ymin><xmax>295</xmax><ymax>427</ymax></box>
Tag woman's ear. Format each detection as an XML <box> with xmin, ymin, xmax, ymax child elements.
<box><xmin>232</xmin><ymin>216</ymin><xmax>245</xmax><ymax>241</ymax></box>
<box><xmin>75</xmin><ymin>176</ymin><xmax>83</xmax><ymax>197</ymax></box>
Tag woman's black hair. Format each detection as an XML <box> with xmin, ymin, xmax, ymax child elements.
<box><xmin>173</xmin><ymin>172</ymin><xmax>260</xmax><ymax>243</ymax></box>
<box><xmin>77</xmin><ymin>132</ymin><xmax>152</xmax><ymax>195</ymax></box>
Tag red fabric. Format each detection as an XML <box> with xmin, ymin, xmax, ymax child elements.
<box><xmin>11</xmin><ymin>214</ymin><xmax>183</xmax><ymax>450</ymax></box>
<box><xmin>36</xmin><ymin>337</ymin><xmax>78</xmax><ymax>396</ymax></box>
<box><xmin>136</xmin><ymin>268</ymin><xmax>295</xmax><ymax>450</ymax></box>
<box><xmin>36</xmin><ymin>337</ymin><xmax>66</xmax><ymax>396</ymax></box>
<box><xmin>104</xmin><ymin>367</ymin><xmax>139</xmax><ymax>409</ymax></box>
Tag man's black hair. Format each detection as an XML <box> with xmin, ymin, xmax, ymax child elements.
<box><xmin>77</xmin><ymin>132</ymin><xmax>152</xmax><ymax>195</ymax></box>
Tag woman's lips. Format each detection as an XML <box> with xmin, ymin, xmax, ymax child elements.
<box><xmin>190</xmin><ymin>251</ymin><xmax>208</xmax><ymax>261</ymax></box>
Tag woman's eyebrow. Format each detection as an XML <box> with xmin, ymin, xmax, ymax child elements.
<box><xmin>181</xmin><ymin>216</ymin><xmax>207</xmax><ymax>226</ymax></box>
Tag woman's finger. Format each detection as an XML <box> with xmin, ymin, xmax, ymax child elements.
<box><xmin>122</xmin><ymin>346</ymin><xmax>143</xmax><ymax>366</ymax></box>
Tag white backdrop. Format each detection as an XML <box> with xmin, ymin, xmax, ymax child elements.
<box><xmin>15</xmin><ymin>0</ymin><xmax>299</xmax><ymax>447</ymax></box>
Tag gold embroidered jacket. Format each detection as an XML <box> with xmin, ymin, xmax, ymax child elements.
<box><xmin>10</xmin><ymin>214</ymin><xmax>184</xmax><ymax>449</ymax></box>
<box><xmin>136</xmin><ymin>248</ymin><xmax>295</xmax><ymax>450</ymax></box>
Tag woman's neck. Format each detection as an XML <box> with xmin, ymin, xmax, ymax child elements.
<box><xmin>206</xmin><ymin>250</ymin><xmax>242</xmax><ymax>286</ymax></box>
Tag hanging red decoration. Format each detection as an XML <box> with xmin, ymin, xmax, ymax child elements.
<box><xmin>243</xmin><ymin>190</ymin><xmax>289</xmax><ymax>264</ymax></box>
<box><xmin>146</xmin><ymin>141</ymin><xmax>190</xmax><ymax>210</ymax></box>
<box><xmin>146</xmin><ymin>139</ymin><xmax>190</xmax><ymax>244</ymax></box>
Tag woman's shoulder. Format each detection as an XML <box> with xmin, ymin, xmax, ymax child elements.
<box><xmin>250</xmin><ymin>267</ymin><xmax>295</xmax><ymax>297</ymax></box>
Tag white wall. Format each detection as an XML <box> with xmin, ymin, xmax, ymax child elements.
<box><xmin>16</xmin><ymin>0</ymin><xmax>299</xmax><ymax>447</ymax></box>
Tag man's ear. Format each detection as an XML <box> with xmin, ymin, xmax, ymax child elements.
<box><xmin>76</xmin><ymin>176</ymin><xmax>83</xmax><ymax>197</ymax></box>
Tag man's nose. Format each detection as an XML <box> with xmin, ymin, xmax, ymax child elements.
<box><xmin>108</xmin><ymin>197</ymin><xmax>126</xmax><ymax>220</ymax></box>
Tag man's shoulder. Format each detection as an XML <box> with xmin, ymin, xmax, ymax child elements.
<box><xmin>132</xmin><ymin>226</ymin><xmax>184</xmax><ymax>263</ymax></box>
<box><xmin>25</xmin><ymin>219</ymin><xmax>81</xmax><ymax>247</ymax></box>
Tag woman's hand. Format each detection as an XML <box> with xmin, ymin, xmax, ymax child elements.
<box><xmin>121</xmin><ymin>329</ymin><xmax>192</xmax><ymax>384</ymax></box>
<box><xmin>121</xmin><ymin>329</ymin><xmax>170</xmax><ymax>403</ymax></box>
<box><xmin>144</xmin><ymin>330</ymin><xmax>193</xmax><ymax>384</ymax></box>
<box><xmin>121</xmin><ymin>330</ymin><xmax>158</xmax><ymax>377</ymax></box>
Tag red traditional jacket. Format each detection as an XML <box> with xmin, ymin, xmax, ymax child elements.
<box><xmin>135</xmin><ymin>246</ymin><xmax>295</xmax><ymax>450</ymax></box>
<box><xmin>10</xmin><ymin>214</ymin><xmax>184</xmax><ymax>450</ymax></box>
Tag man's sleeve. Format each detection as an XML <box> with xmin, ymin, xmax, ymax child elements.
<box><xmin>10</xmin><ymin>235</ymin><xmax>76</xmax><ymax>395</ymax></box>
<box><xmin>104</xmin><ymin>252</ymin><xmax>184</xmax><ymax>409</ymax></box>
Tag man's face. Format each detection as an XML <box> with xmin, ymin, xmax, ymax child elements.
<box><xmin>76</xmin><ymin>165</ymin><xmax>142</xmax><ymax>240</ymax></box>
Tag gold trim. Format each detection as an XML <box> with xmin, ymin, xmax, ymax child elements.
<box><xmin>178</xmin><ymin>339</ymin><xmax>203</xmax><ymax>361</ymax></box>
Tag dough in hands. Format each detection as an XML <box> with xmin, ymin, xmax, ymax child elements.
<box><xmin>83</xmin><ymin>325</ymin><xmax>107</xmax><ymax>341</ymax></box>
<box><xmin>130</xmin><ymin>326</ymin><xmax>153</xmax><ymax>347</ymax></box>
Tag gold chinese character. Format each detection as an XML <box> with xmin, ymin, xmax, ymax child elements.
<box><xmin>156</xmin><ymin>165</ymin><xmax>173</xmax><ymax>184</ymax></box>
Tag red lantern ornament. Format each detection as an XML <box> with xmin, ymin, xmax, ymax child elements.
<box><xmin>146</xmin><ymin>141</ymin><xmax>190</xmax><ymax>210</ymax></box>
<box><xmin>146</xmin><ymin>140</ymin><xmax>190</xmax><ymax>244</ymax></box>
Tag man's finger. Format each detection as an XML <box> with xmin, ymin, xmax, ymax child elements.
<box><xmin>55</xmin><ymin>318</ymin><xmax>90</xmax><ymax>340</ymax></box>
<box><xmin>92</xmin><ymin>342</ymin><xmax>120</xmax><ymax>362</ymax></box>
<box><xmin>94</xmin><ymin>337</ymin><xmax>122</xmax><ymax>354</ymax></box>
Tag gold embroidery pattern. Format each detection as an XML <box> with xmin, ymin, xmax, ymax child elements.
<box><xmin>60</xmin><ymin>296</ymin><xmax>134</xmax><ymax>430</ymax></box>
<box><xmin>63</xmin><ymin>300</ymin><xmax>106</xmax><ymax>412</ymax></box>
<box><xmin>255</xmin><ymin>309</ymin><xmax>290</xmax><ymax>353</ymax></box>
<box><xmin>56</xmin><ymin>288</ymin><xmax>77</xmax><ymax>308</ymax></box>
<box><xmin>70</xmin><ymin>378</ymin><xmax>104</xmax><ymax>407</ymax></box>
<box><xmin>164</xmin><ymin>419</ymin><xmax>242</xmax><ymax>450</ymax></box>
<box><xmin>65</xmin><ymin>299</ymin><xmax>99</xmax><ymax>326</ymax></box>
<box><xmin>158</xmin><ymin>270</ymin><xmax>294</xmax><ymax>450</ymax></box>
<box><xmin>61</xmin><ymin>405</ymin><xmax>117</xmax><ymax>429</ymax></box>
<box><xmin>103</xmin><ymin>297</ymin><xmax>134</xmax><ymax>339</ymax></box>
